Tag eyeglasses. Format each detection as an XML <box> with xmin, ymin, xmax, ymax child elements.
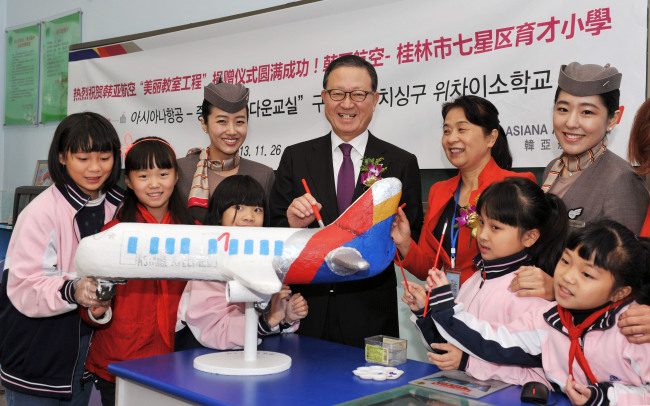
<box><xmin>325</xmin><ymin>89</ymin><xmax>375</xmax><ymax>102</ymax></box>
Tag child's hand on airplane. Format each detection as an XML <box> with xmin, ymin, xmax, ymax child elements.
<box><xmin>390</xmin><ymin>207</ymin><xmax>412</xmax><ymax>256</ymax></box>
<box><xmin>285</xmin><ymin>292</ymin><xmax>308</xmax><ymax>322</ymax></box>
<box><xmin>267</xmin><ymin>285</ymin><xmax>291</xmax><ymax>328</ymax></box>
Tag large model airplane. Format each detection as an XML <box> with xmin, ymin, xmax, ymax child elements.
<box><xmin>74</xmin><ymin>177</ymin><xmax>402</xmax><ymax>301</ymax></box>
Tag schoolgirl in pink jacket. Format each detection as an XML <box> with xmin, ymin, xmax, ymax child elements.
<box><xmin>428</xmin><ymin>220</ymin><xmax>650</xmax><ymax>406</ymax></box>
<box><xmin>0</xmin><ymin>112</ymin><xmax>123</xmax><ymax>404</ymax></box>
<box><xmin>405</xmin><ymin>178</ymin><xmax>567</xmax><ymax>387</ymax></box>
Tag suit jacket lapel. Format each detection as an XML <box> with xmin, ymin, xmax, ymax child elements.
<box><xmin>353</xmin><ymin>132</ymin><xmax>387</xmax><ymax>201</ymax></box>
<box><xmin>306</xmin><ymin>134</ymin><xmax>338</xmax><ymax>223</ymax></box>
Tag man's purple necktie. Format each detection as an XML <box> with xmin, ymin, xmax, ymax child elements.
<box><xmin>337</xmin><ymin>143</ymin><xmax>354</xmax><ymax>214</ymax></box>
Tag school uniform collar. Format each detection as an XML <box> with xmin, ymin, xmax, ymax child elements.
<box><xmin>473</xmin><ymin>250</ymin><xmax>532</xmax><ymax>281</ymax></box>
<box><xmin>135</xmin><ymin>203</ymin><xmax>173</xmax><ymax>224</ymax></box>
<box><xmin>543</xmin><ymin>297</ymin><xmax>634</xmax><ymax>335</ymax></box>
<box><xmin>105</xmin><ymin>185</ymin><xmax>125</xmax><ymax>207</ymax></box>
<box><xmin>56</xmin><ymin>173</ymin><xmax>124</xmax><ymax>211</ymax></box>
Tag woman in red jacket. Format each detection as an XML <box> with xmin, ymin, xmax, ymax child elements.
<box><xmin>391</xmin><ymin>95</ymin><xmax>536</xmax><ymax>287</ymax></box>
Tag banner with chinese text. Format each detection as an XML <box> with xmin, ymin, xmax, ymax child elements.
<box><xmin>5</xmin><ymin>24</ymin><xmax>40</xmax><ymax>126</ymax></box>
<box><xmin>67</xmin><ymin>0</ymin><xmax>647</xmax><ymax>168</ymax></box>
<box><xmin>41</xmin><ymin>12</ymin><xmax>81</xmax><ymax>123</ymax></box>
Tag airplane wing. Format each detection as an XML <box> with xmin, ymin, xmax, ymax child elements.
<box><xmin>219</xmin><ymin>255</ymin><xmax>283</xmax><ymax>296</ymax></box>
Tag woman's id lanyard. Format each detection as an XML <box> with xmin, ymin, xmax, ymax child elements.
<box><xmin>449</xmin><ymin>182</ymin><xmax>461</xmax><ymax>269</ymax></box>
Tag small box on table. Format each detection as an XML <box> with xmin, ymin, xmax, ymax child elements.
<box><xmin>364</xmin><ymin>335</ymin><xmax>407</xmax><ymax>366</ymax></box>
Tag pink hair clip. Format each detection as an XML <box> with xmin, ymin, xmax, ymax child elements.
<box><xmin>120</xmin><ymin>133</ymin><xmax>135</xmax><ymax>157</ymax></box>
<box><xmin>120</xmin><ymin>132</ymin><xmax>177</xmax><ymax>158</ymax></box>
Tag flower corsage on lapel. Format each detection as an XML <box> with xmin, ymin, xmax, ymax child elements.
<box><xmin>360</xmin><ymin>157</ymin><xmax>387</xmax><ymax>187</ymax></box>
<box><xmin>455</xmin><ymin>195</ymin><xmax>480</xmax><ymax>246</ymax></box>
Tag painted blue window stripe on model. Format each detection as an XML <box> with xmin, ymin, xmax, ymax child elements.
<box><xmin>165</xmin><ymin>238</ymin><xmax>175</xmax><ymax>254</ymax></box>
<box><xmin>208</xmin><ymin>239</ymin><xmax>218</xmax><ymax>255</ymax></box>
<box><xmin>127</xmin><ymin>237</ymin><xmax>138</xmax><ymax>254</ymax></box>
<box><xmin>150</xmin><ymin>237</ymin><xmax>159</xmax><ymax>254</ymax></box>
<box><xmin>136</xmin><ymin>237</ymin><xmax>284</xmax><ymax>257</ymax></box>
<box><xmin>260</xmin><ymin>240</ymin><xmax>269</xmax><ymax>255</ymax></box>
<box><xmin>180</xmin><ymin>238</ymin><xmax>190</xmax><ymax>254</ymax></box>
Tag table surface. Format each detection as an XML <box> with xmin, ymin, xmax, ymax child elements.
<box><xmin>108</xmin><ymin>334</ymin><xmax>570</xmax><ymax>406</ymax></box>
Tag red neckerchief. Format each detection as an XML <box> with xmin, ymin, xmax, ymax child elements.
<box><xmin>557</xmin><ymin>299</ymin><xmax>625</xmax><ymax>383</ymax></box>
<box><xmin>136</xmin><ymin>204</ymin><xmax>175</xmax><ymax>349</ymax></box>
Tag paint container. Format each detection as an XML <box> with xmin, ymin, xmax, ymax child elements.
<box><xmin>364</xmin><ymin>335</ymin><xmax>407</xmax><ymax>366</ymax></box>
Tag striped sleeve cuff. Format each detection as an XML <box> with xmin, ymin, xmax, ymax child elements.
<box><xmin>258</xmin><ymin>314</ymin><xmax>280</xmax><ymax>336</ymax></box>
<box><xmin>279</xmin><ymin>320</ymin><xmax>298</xmax><ymax>333</ymax></box>
<box><xmin>412</xmin><ymin>284</ymin><xmax>455</xmax><ymax>318</ymax></box>
<box><xmin>586</xmin><ymin>383</ymin><xmax>612</xmax><ymax>406</ymax></box>
<box><xmin>458</xmin><ymin>351</ymin><xmax>470</xmax><ymax>371</ymax></box>
<box><xmin>60</xmin><ymin>279</ymin><xmax>77</xmax><ymax>305</ymax></box>
<box><xmin>87</xmin><ymin>307</ymin><xmax>112</xmax><ymax>325</ymax></box>
<box><xmin>426</xmin><ymin>284</ymin><xmax>455</xmax><ymax>314</ymax></box>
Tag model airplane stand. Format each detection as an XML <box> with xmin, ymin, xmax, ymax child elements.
<box><xmin>193</xmin><ymin>282</ymin><xmax>292</xmax><ymax>375</ymax></box>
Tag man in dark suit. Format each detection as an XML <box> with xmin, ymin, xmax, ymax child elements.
<box><xmin>269</xmin><ymin>54</ymin><xmax>423</xmax><ymax>348</ymax></box>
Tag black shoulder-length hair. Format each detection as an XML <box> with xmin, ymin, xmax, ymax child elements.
<box><xmin>47</xmin><ymin>112</ymin><xmax>122</xmax><ymax>193</ymax></box>
<box><xmin>441</xmin><ymin>95</ymin><xmax>513</xmax><ymax>170</ymax></box>
<box><xmin>205</xmin><ymin>175</ymin><xmax>266</xmax><ymax>226</ymax></box>
<box><xmin>565</xmin><ymin>220</ymin><xmax>650</xmax><ymax>304</ymax></box>
<box><xmin>476</xmin><ymin>177</ymin><xmax>568</xmax><ymax>274</ymax></box>
<box><xmin>118</xmin><ymin>136</ymin><xmax>195</xmax><ymax>225</ymax></box>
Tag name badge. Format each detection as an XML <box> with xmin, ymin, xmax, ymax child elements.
<box><xmin>444</xmin><ymin>267</ymin><xmax>461</xmax><ymax>297</ymax></box>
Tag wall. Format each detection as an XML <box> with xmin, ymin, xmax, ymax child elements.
<box><xmin>0</xmin><ymin>0</ymin><xmax>7</xmax><ymax>217</ymax></box>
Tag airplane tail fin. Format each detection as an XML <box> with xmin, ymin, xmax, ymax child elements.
<box><xmin>334</xmin><ymin>177</ymin><xmax>402</xmax><ymax>235</ymax></box>
<box><xmin>282</xmin><ymin>177</ymin><xmax>401</xmax><ymax>284</ymax></box>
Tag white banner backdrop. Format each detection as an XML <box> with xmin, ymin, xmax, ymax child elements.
<box><xmin>67</xmin><ymin>0</ymin><xmax>647</xmax><ymax>169</ymax></box>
